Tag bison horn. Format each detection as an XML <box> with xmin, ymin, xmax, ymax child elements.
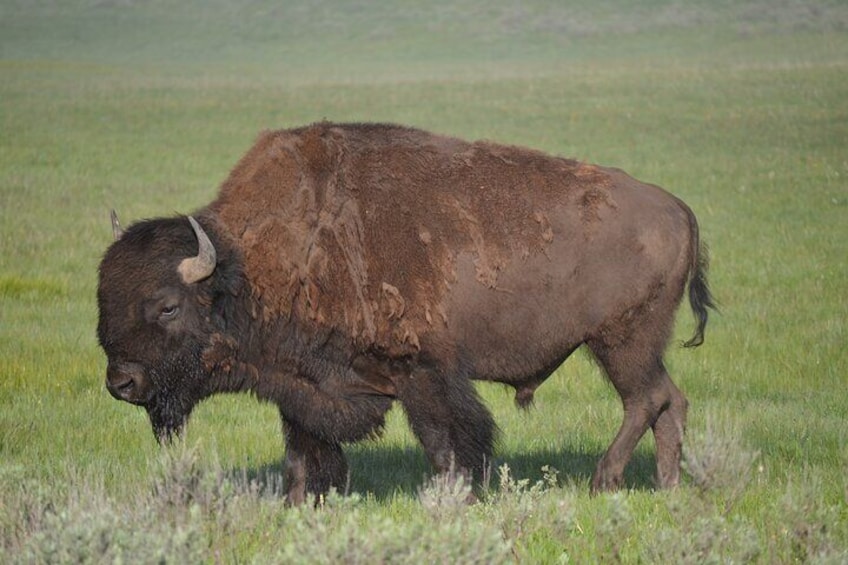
<box><xmin>111</xmin><ymin>210</ymin><xmax>124</xmax><ymax>240</ymax></box>
<box><xmin>178</xmin><ymin>216</ymin><xmax>217</xmax><ymax>284</ymax></box>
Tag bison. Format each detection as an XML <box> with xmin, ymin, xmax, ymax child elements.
<box><xmin>98</xmin><ymin>122</ymin><xmax>714</xmax><ymax>504</ymax></box>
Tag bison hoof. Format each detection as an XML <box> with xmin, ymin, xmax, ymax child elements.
<box><xmin>590</xmin><ymin>470</ymin><xmax>623</xmax><ymax>494</ymax></box>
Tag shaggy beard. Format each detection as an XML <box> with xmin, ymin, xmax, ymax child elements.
<box><xmin>147</xmin><ymin>396</ymin><xmax>193</xmax><ymax>443</ymax></box>
<box><xmin>144</xmin><ymin>346</ymin><xmax>208</xmax><ymax>443</ymax></box>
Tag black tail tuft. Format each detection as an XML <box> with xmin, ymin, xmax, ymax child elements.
<box><xmin>683</xmin><ymin>244</ymin><xmax>716</xmax><ymax>348</ymax></box>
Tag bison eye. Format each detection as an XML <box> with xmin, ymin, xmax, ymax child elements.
<box><xmin>143</xmin><ymin>288</ymin><xmax>185</xmax><ymax>324</ymax></box>
<box><xmin>159</xmin><ymin>305</ymin><xmax>180</xmax><ymax>320</ymax></box>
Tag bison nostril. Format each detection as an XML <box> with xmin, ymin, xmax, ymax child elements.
<box><xmin>106</xmin><ymin>373</ymin><xmax>136</xmax><ymax>400</ymax></box>
<box><xmin>106</xmin><ymin>362</ymin><xmax>150</xmax><ymax>404</ymax></box>
<box><xmin>113</xmin><ymin>375</ymin><xmax>135</xmax><ymax>393</ymax></box>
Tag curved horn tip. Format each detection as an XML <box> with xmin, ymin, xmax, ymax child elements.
<box><xmin>110</xmin><ymin>209</ymin><xmax>124</xmax><ymax>240</ymax></box>
<box><xmin>178</xmin><ymin>216</ymin><xmax>217</xmax><ymax>284</ymax></box>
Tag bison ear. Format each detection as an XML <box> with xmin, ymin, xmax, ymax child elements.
<box><xmin>178</xmin><ymin>216</ymin><xmax>217</xmax><ymax>284</ymax></box>
<box><xmin>110</xmin><ymin>210</ymin><xmax>124</xmax><ymax>240</ymax></box>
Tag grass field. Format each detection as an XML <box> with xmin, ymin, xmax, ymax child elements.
<box><xmin>2</xmin><ymin>0</ymin><xmax>847</xmax><ymax>561</ymax></box>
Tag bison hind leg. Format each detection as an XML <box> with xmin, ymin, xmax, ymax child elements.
<box><xmin>397</xmin><ymin>368</ymin><xmax>496</xmax><ymax>484</ymax></box>
<box><xmin>587</xmin><ymin>328</ymin><xmax>688</xmax><ymax>492</ymax></box>
<box><xmin>651</xmin><ymin>373</ymin><xmax>688</xmax><ymax>488</ymax></box>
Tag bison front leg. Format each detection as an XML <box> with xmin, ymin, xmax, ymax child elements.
<box><xmin>396</xmin><ymin>368</ymin><xmax>496</xmax><ymax>485</ymax></box>
<box><xmin>282</xmin><ymin>420</ymin><xmax>348</xmax><ymax>505</ymax></box>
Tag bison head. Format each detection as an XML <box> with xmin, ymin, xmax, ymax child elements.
<box><xmin>97</xmin><ymin>212</ymin><xmax>223</xmax><ymax>442</ymax></box>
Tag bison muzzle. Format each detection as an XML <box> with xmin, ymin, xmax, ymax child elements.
<box><xmin>97</xmin><ymin>122</ymin><xmax>715</xmax><ymax>503</ymax></box>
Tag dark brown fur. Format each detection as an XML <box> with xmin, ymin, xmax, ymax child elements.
<box><xmin>98</xmin><ymin>122</ymin><xmax>715</xmax><ymax>503</ymax></box>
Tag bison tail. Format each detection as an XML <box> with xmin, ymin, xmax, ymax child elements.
<box><xmin>682</xmin><ymin>210</ymin><xmax>717</xmax><ymax>348</ymax></box>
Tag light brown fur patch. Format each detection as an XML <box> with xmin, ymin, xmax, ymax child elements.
<box><xmin>209</xmin><ymin>123</ymin><xmax>617</xmax><ymax>354</ymax></box>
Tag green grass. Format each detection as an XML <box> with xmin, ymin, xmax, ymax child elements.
<box><xmin>2</xmin><ymin>0</ymin><xmax>847</xmax><ymax>561</ymax></box>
